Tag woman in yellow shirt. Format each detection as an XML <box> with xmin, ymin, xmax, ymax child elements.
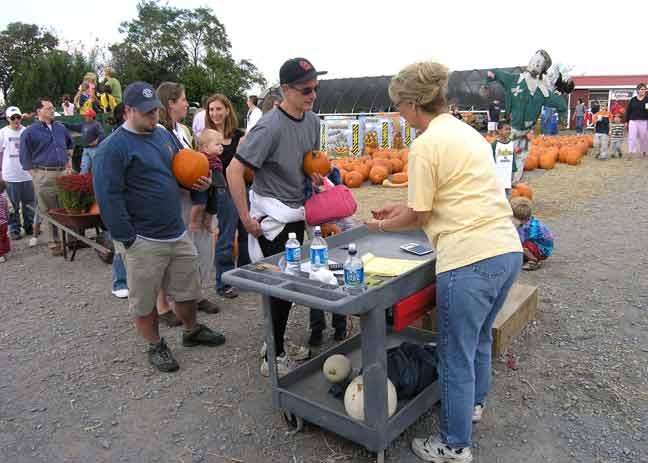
<box><xmin>366</xmin><ymin>61</ymin><xmax>523</xmax><ymax>463</ymax></box>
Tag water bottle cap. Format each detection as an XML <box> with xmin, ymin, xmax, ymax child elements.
<box><xmin>348</xmin><ymin>243</ymin><xmax>357</xmax><ymax>254</ymax></box>
<box><xmin>314</xmin><ymin>226</ymin><xmax>321</xmax><ymax>235</ymax></box>
<box><xmin>288</xmin><ymin>232</ymin><xmax>296</xmax><ymax>239</ymax></box>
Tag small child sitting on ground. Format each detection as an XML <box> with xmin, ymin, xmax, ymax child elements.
<box><xmin>510</xmin><ymin>197</ymin><xmax>554</xmax><ymax>270</ymax></box>
<box><xmin>609</xmin><ymin>113</ymin><xmax>625</xmax><ymax>158</ymax></box>
<box><xmin>189</xmin><ymin>129</ymin><xmax>227</xmax><ymax>232</ymax></box>
<box><xmin>0</xmin><ymin>180</ymin><xmax>10</xmax><ymax>263</ymax></box>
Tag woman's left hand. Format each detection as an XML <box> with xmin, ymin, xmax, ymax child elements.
<box><xmin>192</xmin><ymin>176</ymin><xmax>212</xmax><ymax>191</ymax></box>
<box><xmin>364</xmin><ymin>218</ymin><xmax>382</xmax><ymax>232</ymax></box>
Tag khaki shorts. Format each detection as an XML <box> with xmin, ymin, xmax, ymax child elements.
<box><xmin>115</xmin><ymin>233</ymin><xmax>201</xmax><ymax>316</ymax></box>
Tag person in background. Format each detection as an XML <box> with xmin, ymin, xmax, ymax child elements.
<box><xmin>0</xmin><ymin>107</ymin><xmax>35</xmax><ymax>242</ymax></box>
<box><xmin>103</xmin><ymin>67</ymin><xmax>122</xmax><ymax>104</ymax></box>
<box><xmin>451</xmin><ymin>105</ymin><xmax>463</xmax><ymax>120</ymax></box>
<box><xmin>191</xmin><ymin>95</ymin><xmax>209</xmax><ymax>138</ymax></box>
<box><xmin>93</xmin><ymin>81</ymin><xmax>224</xmax><ymax>373</ymax></box>
<box><xmin>261</xmin><ymin>95</ymin><xmax>281</xmax><ymax>114</ymax></box>
<box><xmin>245</xmin><ymin>95</ymin><xmax>263</xmax><ymax>133</ymax></box>
<box><xmin>511</xmin><ymin>197</ymin><xmax>554</xmax><ymax>271</ymax></box>
<box><xmin>609</xmin><ymin>113</ymin><xmax>625</xmax><ymax>158</ymax></box>
<box><xmin>573</xmin><ymin>98</ymin><xmax>585</xmax><ymax>134</ymax></box>
<box><xmin>487</xmin><ymin>99</ymin><xmax>501</xmax><ymax>134</ymax></box>
<box><xmin>99</xmin><ymin>84</ymin><xmax>118</xmax><ymax>113</ymax></box>
<box><xmin>625</xmin><ymin>83</ymin><xmax>648</xmax><ymax>156</ymax></box>
<box><xmin>592</xmin><ymin>102</ymin><xmax>611</xmax><ymax>160</ymax></box>
<box><xmin>205</xmin><ymin>93</ymin><xmax>251</xmax><ymax>299</ymax></box>
<box><xmin>20</xmin><ymin>98</ymin><xmax>74</xmax><ymax>256</ymax></box>
<box><xmin>490</xmin><ymin>121</ymin><xmax>518</xmax><ymax>198</ymax></box>
<box><xmin>63</xmin><ymin>109</ymin><xmax>105</xmax><ymax>174</ymax></box>
<box><xmin>0</xmin><ymin>180</ymin><xmax>10</xmax><ymax>262</ymax></box>
<box><xmin>62</xmin><ymin>95</ymin><xmax>75</xmax><ymax>116</ymax></box>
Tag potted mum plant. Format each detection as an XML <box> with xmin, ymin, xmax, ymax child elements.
<box><xmin>56</xmin><ymin>173</ymin><xmax>95</xmax><ymax>215</ymax></box>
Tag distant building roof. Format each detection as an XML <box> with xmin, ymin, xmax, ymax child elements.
<box><xmin>572</xmin><ymin>75</ymin><xmax>648</xmax><ymax>88</ymax></box>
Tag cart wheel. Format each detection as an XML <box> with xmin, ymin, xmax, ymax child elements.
<box><xmin>281</xmin><ymin>410</ymin><xmax>304</xmax><ymax>433</ymax></box>
<box><xmin>376</xmin><ymin>450</ymin><xmax>385</xmax><ymax>463</ymax></box>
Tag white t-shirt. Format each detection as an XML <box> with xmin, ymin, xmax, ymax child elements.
<box><xmin>62</xmin><ymin>102</ymin><xmax>75</xmax><ymax>116</ymax></box>
<box><xmin>246</xmin><ymin>107</ymin><xmax>262</xmax><ymax>133</ymax></box>
<box><xmin>192</xmin><ymin>110</ymin><xmax>206</xmax><ymax>137</ymax></box>
<box><xmin>493</xmin><ymin>140</ymin><xmax>514</xmax><ymax>190</ymax></box>
<box><xmin>0</xmin><ymin>125</ymin><xmax>31</xmax><ymax>182</ymax></box>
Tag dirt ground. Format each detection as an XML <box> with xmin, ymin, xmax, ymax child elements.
<box><xmin>1</xmin><ymin>153</ymin><xmax>647</xmax><ymax>463</ymax></box>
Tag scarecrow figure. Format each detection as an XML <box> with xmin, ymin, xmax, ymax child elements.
<box><xmin>485</xmin><ymin>50</ymin><xmax>573</xmax><ymax>182</ymax></box>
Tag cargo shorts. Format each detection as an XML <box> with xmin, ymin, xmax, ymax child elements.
<box><xmin>115</xmin><ymin>233</ymin><xmax>202</xmax><ymax>316</ymax></box>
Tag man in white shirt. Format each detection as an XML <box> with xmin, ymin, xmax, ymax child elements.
<box><xmin>191</xmin><ymin>95</ymin><xmax>209</xmax><ymax>137</ymax></box>
<box><xmin>245</xmin><ymin>95</ymin><xmax>262</xmax><ymax>133</ymax></box>
<box><xmin>0</xmin><ymin>106</ymin><xmax>36</xmax><ymax>244</ymax></box>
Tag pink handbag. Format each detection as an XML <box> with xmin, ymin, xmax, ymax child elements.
<box><xmin>304</xmin><ymin>180</ymin><xmax>357</xmax><ymax>226</ymax></box>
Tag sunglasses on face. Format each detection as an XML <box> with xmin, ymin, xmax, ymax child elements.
<box><xmin>9</xmin><ymin>115</ymin><xmax>22</xmax><ymax>121</ymax></box>
<box><xmin>290</xmin><ymin>85</ymin><xmax>319</xmax><ymax>96</ymax></box>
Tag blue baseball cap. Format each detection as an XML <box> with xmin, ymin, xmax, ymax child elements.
<box><xmin>123</xmin><ymin>81</ymin><xmax>164</xmax><ymax>113</ymax></box>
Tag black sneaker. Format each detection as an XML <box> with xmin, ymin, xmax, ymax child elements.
<box><xmin>25</xmin><ymin>228</ymin><xmax>33</xmax><ymax>236</ymax></box>
<box><xmin>217</xmin><ymin>285</ymin><xmax>238</xmax><ymax>299</ymax></box>
<box><xmin>148</xmin><ymin>338</ymin><xmax>179</xmax><ymax>372</ymax></box>
<box><xmin>333</xmin><ymin>329</ymin><xmax>347</xmax><ymax>341</ymax></box>
<box><xmin>308</xmin><ymin>330</ymin><xmax>323</xmax><ymax>347</ymax></box>
<box><xmin>182</xmin><ymin>324</ymin><xmax>226</xmax><ymax>347</ymax></box>
<box><xmin>159</xmin><ymin>310</ymin><xmax>182</xmax><ymax>327</ymax></box>
<box><xmin>10</xmin><ymin>232</ymin><xmax>21</xmax><ymax>240</ymax></box>
<box><xmin>197</xmin><ymin>299</ymin><xmax>220</xmax><ymax>314</ymax></box>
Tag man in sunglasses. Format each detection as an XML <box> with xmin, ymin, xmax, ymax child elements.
<box><xmin>228</xmin><ymin>57</ymin><xmax>327</xmax><ymax>377</ymax></box>
<box><xmin>1</xmin><ymin>107</ymin><xmax>35</xmax><ymax>241</ymax></box>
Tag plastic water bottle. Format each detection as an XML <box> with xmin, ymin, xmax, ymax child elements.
<box><xmin>343</xmin><ymin>243</ymin><xmax>365</xmax><ymax>294</ymax></box>
<box><xmin>284</xmin><ymin>232</ymin><xmax>301</xmax><ymax>274</ymax></box>
<box><xmin>309</xmin><ymin>226</ymin><xmax>328</xmax><ymax>272</ymax></box>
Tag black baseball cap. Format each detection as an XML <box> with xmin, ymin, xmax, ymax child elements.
<box><xmin>123</xmin><ymin>81</ymin><xmax>164</xmax><ymax>113</ymax></box>
<box><xmin>279</xmin><ymin>58</ymin><xmax>327</xmax><ymax>85</ymax></box>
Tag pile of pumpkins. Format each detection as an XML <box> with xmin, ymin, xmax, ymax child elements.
<box><xmin>330</xmin><ymin>148</ymin><xmax>410</xmax><ymax>189</ymax></box>
<box><xmin>524</xmin><ymin>134</ymin><xmax>594</xmax><ymax>170</ymax></box>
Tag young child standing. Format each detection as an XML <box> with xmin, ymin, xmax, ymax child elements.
<box><xmin>189</xmin><ymin>129</ymin><xmax>226</xmax><ymax>232</ymax></box>
<box><xmin>490</xmin><ymin>121</ymin><xmax>518</xmax><ymax>198</ymax></box>
<box><xmin>510</xmin><ymin>197</ymin><xmax>554</xmax><ymax>270</ymax></box>
<box><xmin>0</xmin><ymin>180</ymin><xmax>10</xmax><ymax>263</ymax></box>
<box><xmin>609</xmin><ymin>113</ymin><xmax>625</xmax><ymax>158</ymax></box>
<box><xmin>592</xmin><ymin>103</ymin><xmax>612</xmax><ymax>160</ymax></box>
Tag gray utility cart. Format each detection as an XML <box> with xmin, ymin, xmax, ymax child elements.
<box><xmin>223</xmin><ymin>226</ymin><xmax>439</xmax><ymax>463</ymax></box>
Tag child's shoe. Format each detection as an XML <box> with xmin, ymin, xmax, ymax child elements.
<box><xmin>0</xmin><ymin>256</ymin><xmax>6</xmax><ymax>263</ymax></box>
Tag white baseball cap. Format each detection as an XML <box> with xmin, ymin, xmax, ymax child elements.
<box><xmin>5</xmin><ymin>106</ymin><xmax>22</xmax><ymax>118</ymax></box>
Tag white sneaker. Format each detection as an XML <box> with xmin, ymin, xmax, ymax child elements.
<box><xmin>0</xmin><ymin>256</ymin><xmax>6</xmax><ymax>263</ymax></box>
<box><xmin>411</xmin><ymin>435</ymin><xmax>472</xmax><ymax>462</ymax></box>
<box><xmin>260</xmin><ymin>354</ymin><xmax>292</xmax><ymax>377</ymax></box>
<box><xmin>260</xmin><ymin>342</ymin><xmax>310</xmax><ymax>361</ymax></box>
<box><xmin>472</xmin><ymin>404</ymin><xmax>484</xmax><ymax>423</ymax></box>
<box><xmin>111</xmin><ymin>289</ymin><xmax>129</xmax><ymax>299</ymax></box>
<box><xmin>28</xmin><ymin>237</ymin><xmax>38</xmax><ymax>247</ymax></box>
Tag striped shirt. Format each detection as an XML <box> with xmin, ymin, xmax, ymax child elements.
<box><xmin>610</xmin><ymin>123</ymin><xmax>625</xmax><ymax>140</ymax></box>
<box><xmin>0</xmin><ymin>194</ymin><xmax>8</xmax><ymax>225</ymax></box>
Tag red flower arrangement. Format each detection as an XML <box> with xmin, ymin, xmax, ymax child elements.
<box><xmin>56</xmin><ymin>173</ymin><xmax>95</xmax><ymax>213</ymax></box>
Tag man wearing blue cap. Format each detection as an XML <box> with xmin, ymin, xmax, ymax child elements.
<box><xmin>93</xmin><ymin>81</ymin><xmax>226</xmax><ymax>372</ymax></box>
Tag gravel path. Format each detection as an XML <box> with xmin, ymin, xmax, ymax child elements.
<box><xmin>0</xmin><ymin>155</ymin><xmax>646</xmax><ymax>463</ymax></box>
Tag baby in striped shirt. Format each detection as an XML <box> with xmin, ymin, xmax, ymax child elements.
<box><xmin>609</xmin><ymin>113</ymin><xmax>625</xmax><ymax>158</ymax></box>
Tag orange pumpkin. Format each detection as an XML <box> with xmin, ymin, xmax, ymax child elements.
<box><xmin>372</xmin><ymin>159</ymin><xmax>393</xmax><ymax>174</ymax></box>
<box><xmin>389</xmin><ymin>158</ymin><xmax>404</xmax><ymax>173</ymax></box>
<box><xmin>321</xmin><ymin>223</ymin><xmax>342</xmax><ymax>237</ymax></box>
<box><xmin>363</xmin><ymin>159</ymin><xmax>375</xmax><ymax>169</ymax></box>
<box><xmin>88</xmin><ymin>201</ymin><xmax>100</xmax><ymax>215</ymax></box>
<box><xmin>391</xmin><ymin>172</ymin><xmax>408</xmax><ymax>184</ymax></box>
<box><xmin>513</xmin><ymin>183</ymin><xmax>533</xmax><ymax>200</ymax></box>
<box><xmin>539</xmin><ymin>153</ymin><xmax>556</xmax><ymax>170</ymax></box>
<box><xmin>303</xmin><ymin>151</ymin><xmax>331</xmax><ymax>176</ymax></box>
<box><xmin>566</xmin><ymin>151</ymin><xmax>581</xmax><ymax>165</ymax></box>
<box><xmin>172</xmin><ymin>148</ymin><xmax>210</xmax><ymax>188</ymax></box>
<box><xmin>369</xmin><ymin>166</ymin><xmax>389</xmax><ymax>184</ymax></box>
<box><xmin>344</xmin><ymin>171</ymin><xmax>364</xmax><ymax>188</ymax></box>
<box><xmin>524</xmin><ymin>155</ymin><xmax>539</xmax><ymax>171</ymax></box>
<box><xmin>399</xmin><ymin>149</ymin><xmax>409</xmax><ymax>163</ymax></box>
<box><xmin>372</xmin><ymin>151</ymin><xmax>389</xmax><ymax>160</ymax></box>
<box><xmin>339</xmin><ymin>168</ymin><xmax>349</xmax><ymax>183</ymax></box>
<box><xmin>352</xmin><ymin>163</ymin><xmax>371</xmax><ymax>181</ymax></box>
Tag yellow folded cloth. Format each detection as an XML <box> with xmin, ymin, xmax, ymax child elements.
<box><xmin>361</xmin><ymin>253</ymin><xmax>426</xmax><ymax>277</ymax></box>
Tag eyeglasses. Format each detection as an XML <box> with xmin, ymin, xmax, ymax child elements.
<box><xmin>290</xmin><ymin>85</ymin><xmax>319</xmax><ymax>96</ymax></box>
<box><xmin>9</xmin><ymin>115</ymin><xmax>22</xmax><ymax>121</ymax></box>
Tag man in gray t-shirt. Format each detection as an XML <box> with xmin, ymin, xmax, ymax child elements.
<box><xmin>227</xmin><ymin>57</ymin><xmax>327</xmax><ymax>377</ymax></box>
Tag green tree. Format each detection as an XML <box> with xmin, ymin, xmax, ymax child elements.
<box><xmin>10</xmin><ymin>50</ymin><xmax>90</xmax><ymax>110</ymax></box>
<box><xmin>0</xmin><ymin>22</ymin><xmax>58</xmax><ymax>100</ymax></box>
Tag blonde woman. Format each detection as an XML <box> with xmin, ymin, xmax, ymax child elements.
<box><xmin>366</xmin><ymin>62</ymin><xmax>522</xmax><ymax>462</ymax></box>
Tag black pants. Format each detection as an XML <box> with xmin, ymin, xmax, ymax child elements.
<box><xmin>310</xmin><ymin>309</ymin><xmax>346</xmax><ymax>333</ymax></box>
<box><xmin>258</xmin><ymin>221</ymin><xmax>305</xmax><ymax>357</ymax></box>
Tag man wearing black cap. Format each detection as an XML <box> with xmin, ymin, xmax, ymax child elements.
<box><xmin>93</xmin><ymin>81</ymin><xmax>226</xmax><ymax>373</ymax></box>
<box><xmin>227</xmin><ymin>58</ymin><xmax>326</xmax><ymax>377</ymax></box>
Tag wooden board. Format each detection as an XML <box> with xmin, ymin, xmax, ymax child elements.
<box><xmin>408</xmin><ymin>282</ymin><xmax>538</xmax><ymax>357</ymax></box>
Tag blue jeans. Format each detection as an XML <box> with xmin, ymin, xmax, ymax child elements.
<box><xmin>5</xmin><ymin>181</ymin><xmax>35</xmax><ymax>234</ymax></box>
<box><xmin>105</xmin><ymin>231</ymin><xmax>128</xmax><ymax>291</ymax></box>
<box><xmin>436</xmin><ymin>252</ymin><xmax>522</xmax><ymax>448</ymax></box>
<box><xmin>80</xmin><ymin>147</ymin><xmax>98</xmax><ymax>174</ymax></box>
<box><xmin>214</xmin><ymin>189</ymin><xmax>250</xmax><ymax>292</ymax></box>
<box><xmin>575</xmin><ymin>115</ymin><xmax>584</xmax><ymax>134</ymax></box>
